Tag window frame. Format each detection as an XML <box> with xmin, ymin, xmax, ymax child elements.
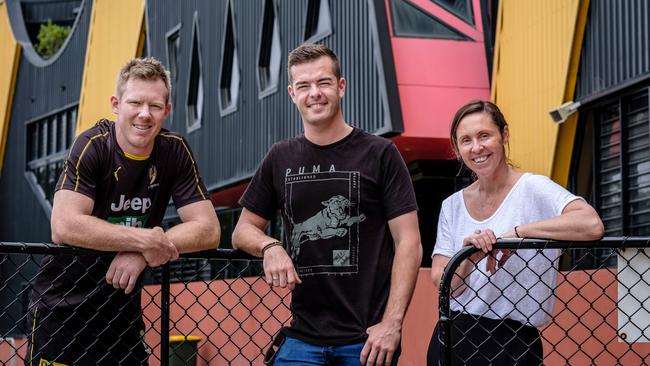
<box><xmin>165</xmin><ymin>22</ymin><xmax>182</xmax><ymax>127</ymax></box>
<box><xmin>24</xmin><ymin>103</ymin><xmax>79</xmax><ymax>216</ymax></box>
<box><xmin>303</xmin><ymin>0</ymin><xmax>333</xmax><ymax>43</ymax></box>
<box><xmin>568</xmin><ymin>84</ymin><xmax>650</xmax><ymax>268</ymax></box>
<box><xmin>185</xmin><ymin>12</ymin><xmax>203</xmax><ymax>133</ymax></box>
<box><xmin>218</xmin><ymin>0</ymin><xmax>241</xmax><ymax>116</ymax></box>
<box><xmin>257</xmin><ymin>0</ymin><xmax>282</xmax><ymax>99</ymax></box>
<box><xmin>389</xmin><ymin>0</ymin><xmax>471</xmax><ymax>40</ymax></box>
<box><xmin>431</xmin><ymin>0</ymin><xmax>475</xmax><ymax>26</ymax></box>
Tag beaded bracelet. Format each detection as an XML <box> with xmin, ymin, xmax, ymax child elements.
<box><xmin>261</xmin><ymin>241</ymin><xmax>283</xmax><ymax>256</ymax></box>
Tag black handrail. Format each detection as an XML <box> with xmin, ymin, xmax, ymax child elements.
<box><xmin>436</xmin><ymin>236</ymin><xmax>650</xmax><ymax>366</ymax></box>
<box><xmin>0</xmin><ymin>241</ymin><xmax>260</xmax><ymax>260</ymax></box>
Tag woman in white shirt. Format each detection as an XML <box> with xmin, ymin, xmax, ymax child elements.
<box><xmin>427</xmin><ymin>100</ymin><xmax>604</xmax><ymax>365</ymax></box>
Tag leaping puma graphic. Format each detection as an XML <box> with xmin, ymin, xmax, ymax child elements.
<box><xmin>289</xmin><ymin>195</ymin><xmax>365</xmax><ymax>260</ymax></box>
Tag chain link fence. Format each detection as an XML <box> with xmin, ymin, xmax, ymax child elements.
<box><xmin>3</xmin><ymin>239</ymin><xmax>650</xmax><ymax>365</ymax></box>
<box><xmin>0</xmin><ymin>243</ymin><xmax>290</xmax><ymax>365</ymax></box>
<box><xmin>436</xmin><ymin>237</ymin><xmax>650</xmax><ymax>365</ymax></box>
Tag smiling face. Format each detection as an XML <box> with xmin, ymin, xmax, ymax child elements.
<box><xmin>111</xmin><ymin>77</ymin><xmax>171</xmax><ymax>157</ymax></box>
<box><xmin>287</xmin><ymin>56</ymin><xmax>346</xmax><ymax>128</ymax></box>
<box><xmin>454</xmin><ymin>112</ymin><xmax>509</xmax><ymax>177</ymax></box>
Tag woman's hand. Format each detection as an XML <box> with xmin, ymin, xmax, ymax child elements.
<box><xmin>463</xmin><ymin>229</ymin><xmax>510</xmax><ymax>273</ymax></box>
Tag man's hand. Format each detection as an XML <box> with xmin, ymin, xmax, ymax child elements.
<box><xmin>360</xmin><ymin>318</ymin><xmax>401</xmax><ymax>365</ymax></box>
<box><xmin>263</xmin><ymin>245</ymin><xmax>302</xmax><ymax>290</ymax></box>
<box><xmin>141</xmin><ymin>227</ymin><xmax>179</xmax><ymax>267</ymax></box>
<box><xmin>106</xmin><ymin>252</ymin><xmax>147</xmax><ymax>294</ymax></box>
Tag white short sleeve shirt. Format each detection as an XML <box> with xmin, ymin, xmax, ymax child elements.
<box><xmin>433</xmin><ymin>173</ymin><xmax>582</xmax><ymax>327</ymax></box>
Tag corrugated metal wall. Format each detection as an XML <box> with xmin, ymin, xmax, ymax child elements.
<box><xmin>576</xmin><ymin>0</ymin><xmax>650</xmax><ymax>100</ymax></box>
<box><xmin>146</xmin><ymin>0</ymin><xmax>400</xmax><ymax>192</ymax></box>
<box><xmin>491</xmin><ymin>0</ymin><xmax>585</xmax><ymax>178</ymax></box>
<box><xmin>0</xmin><ymin>0</ymin><xmax>400</xmax><ymax>232</ymax></box>
<box><xmin>0</xmin><ymin>0</ymin><xmax>90</xmax><ymax>241</ymax></box>
<box><xmin>76</xmin><ymin>0</ymin><xmax>145</xmax><ymax>132</ymax></box>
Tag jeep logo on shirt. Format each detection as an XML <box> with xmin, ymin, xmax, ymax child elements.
<box><xmin>110</xmin><ymin>194</ymin><xmax>152</xmax><ymax>213</ymax></box>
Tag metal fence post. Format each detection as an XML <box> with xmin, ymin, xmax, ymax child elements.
<box><xmin>437</xmin><ymin>246</ymin><xmax>477</xmax><ymax>366</ymax></box>
<box><xmin>161</xmin><ymin>262</ymin><xmax>170</xmax><ymax>366</ymax></box>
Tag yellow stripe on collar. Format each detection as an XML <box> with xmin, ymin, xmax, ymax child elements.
<box><xmin>123</xmin><ymin>151</ymin><xmax>149</xmax><ymax>161</ymax></box>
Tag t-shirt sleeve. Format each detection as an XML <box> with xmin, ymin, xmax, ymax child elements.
<box><xmin>55</xmin><ymin>131</ymin><xmax>103</xmax><ymax>201</ymax></box>
<box><xmin>171</xmin><ymin>136</ymin><xmax>209</xmax><ymax>208</ymax></box>
<box><xmin>432</xmin><ymin>198</ymin><xmax>456</xmax><ymax>258</ymax></box>
<box><xmin>380</xmin><ymin>143</ymin><xmax>418</xmax><ymax>220</ymax></box>
<box><xmin>530</xmin><ymin>175</ymin><xmax>583</xmax><ymax>216</ymax></box>
<box><xmin>239</xmin><ymin>146</ymin><xmax>278</xmax><ymax>220</ymax></box>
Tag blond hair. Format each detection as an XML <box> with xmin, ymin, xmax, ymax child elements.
<box><xmin>115</xmin><ymin>57</ymin><xmax>172</xmax><ymax>102</ymax></box>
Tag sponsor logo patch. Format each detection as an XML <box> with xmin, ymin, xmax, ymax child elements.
<box><xmin>110</xmin><ymin>194</ymin><xmax>152</xmax><ymax>213</ymax></box>
<box><xmin>149</xmin><ymin>165</ymin><xmax>157</xmax><ymax>185</ymax></box>
<box><xmin>148</xmin><ymin>165</ymin><xmax>160</xmax><ymax>189</ymax></box>
<box><xmin>107</xmin><ymin>214</ymin><xmax>150</xmax><ymax>228</ymax></box>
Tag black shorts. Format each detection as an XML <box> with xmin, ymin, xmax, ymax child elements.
<box><xmin>24</xmin><ymin>305</ymin><xmax>149</xmax><ymax>366</ymax></box>
<box><xmin>427</xmin><ymin>312</ymin><xmax>543</xmax><ymax>366</ymax></box>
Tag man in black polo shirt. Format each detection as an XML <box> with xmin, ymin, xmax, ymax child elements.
<box><xmin>233</xmin><ymin>44</ymin><xmax>422</xmax><ymax>365</ymax></box>
<box><xmin>26</xmin><ymin>57</ymin><xmax>220</xmax><ymax>365</ymax></box>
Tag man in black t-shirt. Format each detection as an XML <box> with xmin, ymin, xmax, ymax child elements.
<box><xmin>233</xmin><ymin>44</ymin><xmax>422</xmax><ymax>365</ymax></box>
<box><xmin>26</xmin><ymin>58</ymin><xmax>220</xmax><ymax>366</ymax></box>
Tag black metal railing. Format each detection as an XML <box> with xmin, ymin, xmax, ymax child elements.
<box><xmin>3</xmin><ymin>239</ymin><xmax>650</xmax><ymax>365</ymax></box>
<box><xmin>0</xmin><ymin>242</ymin><xmax>290</xmax><ymax>365</ymax></box>
<box><xmin>437</xmin><ymin>237</ymin><xmax>650</xmax><ymax>365</ymax></box>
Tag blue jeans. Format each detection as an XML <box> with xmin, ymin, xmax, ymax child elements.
<box><xmin>274</xmin><ymin>336</ymin><xmax>400</xmax><ymax>366</ymax></box>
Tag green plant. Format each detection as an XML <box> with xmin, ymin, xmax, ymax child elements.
<box><xmin>35</xmin><ymin>20</ymin><xmax>72</xmax><ymax>58</ymax></box>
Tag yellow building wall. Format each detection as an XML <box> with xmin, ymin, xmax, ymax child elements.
<box><xmin>76</xmin><ymin>0</ymin><xmax>145</xmax><ymax>133</ymax></box>
<box><xmin>492</xmin><ymin>0</ymin><xmax>589</xmax><ymax>185</ymax></box>
<box><xmin>0</xmin><ymin>0</ymin><xmax>21</xmax><ymax>176</ymax></box>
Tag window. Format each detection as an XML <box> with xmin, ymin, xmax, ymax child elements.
<box><xmin>432</xmin><ymin>0</ymin><xmax>474</xmax><ymax>26</ymax></box>
<box><xmin>186</xmin><ymin>13</ymin><xmax>203</xmax><ymax>132</ymax></box>
<box><xmin>304</xmin><ymin>0</ymin><xmax>332</xmax><ymax>42</ymax></box>
<box><xmin>165</xmin><ymin>23</ymin><xmax>181</xmax><ymax>126</ymax></box>
<box><xmin>219</xmin><ymin>0</ymin><xmax>240</xmax><ymax>115</ymax></box>
<box><xmin>20</xmin><ymin>0</ymin><xmax>81</xmax><ymax>59</ymax></box>
<box><xmin>165</xmin><ymin>23</ymin><xmax>182</xmax><ymax>92</ymax></box>
<box><xmin>570</xmin><ymin>87</ymin><xmax>650</xmax><ymax>268</ymax></box>
<box><xmin>480</xmin><ymin>0</ymin><xmax>499</xmax><ymax>81</ymax></box>
<box><xmin>390</xmin><ymin>0</ymin><xmax>470</xmax><ymax>40</ymax></box>
<box><xmin>596</xmin><ymin>91</ymin><xmax>650</xmax><ymax>236</ymax></box>
<box><xmin>257</xmin><ymin>0</ymin><xmax>282</xmax><ymax>97</ymax></box>
<box><xmin>25</xmin><ymin>105</ymin><xmax>77</xmax><ymax>206</ymax></box>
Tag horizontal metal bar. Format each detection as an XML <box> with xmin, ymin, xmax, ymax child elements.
<box><xmin>0</xmin><ymin>242</ymin><xmax>112</xmax><ymax>255</ymax></box>
<box><xmin>2</xmin><ymin>238</ymin><xmax>647</xmax><ymax>260</ymax></box>
<box><xmin>492</xmin><ymin>237</ymin><xmax>650</xmax><ymax>249</ymax></box>
<box><xmin>179</xmin><ymin>249</ymin><xmax>259</xmax><ymax>260</ymax></box>
<box><xmin>0</xmin><ymin>241</ymin><xmax>261</xmax><ymax>260</ymax></box>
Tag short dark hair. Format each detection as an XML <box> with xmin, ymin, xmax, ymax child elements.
<box><xmin>287</xmin><ymin>43</ymin><xmax>341</xmax><ymax>83</ymax></box>
<box><xmin>115</xmin><ymin>57</ymin><xmax>171</xmax><ymax>103</ymax></box>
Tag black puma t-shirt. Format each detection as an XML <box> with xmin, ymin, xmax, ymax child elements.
<box><xmin>240</xmin><ymin>128</ymin><xmax>418</xmax><ymax>345</ymax></box>
<box><xmin>32</xmin><ymin>119</ymin><xmax>208</xmax><ymax>313</ymax></box>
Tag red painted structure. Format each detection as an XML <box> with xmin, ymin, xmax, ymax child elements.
<box><xmin>387</xmin><ymin>0</ymin><xmax>491</xmax><ymax>163</ymax></box>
